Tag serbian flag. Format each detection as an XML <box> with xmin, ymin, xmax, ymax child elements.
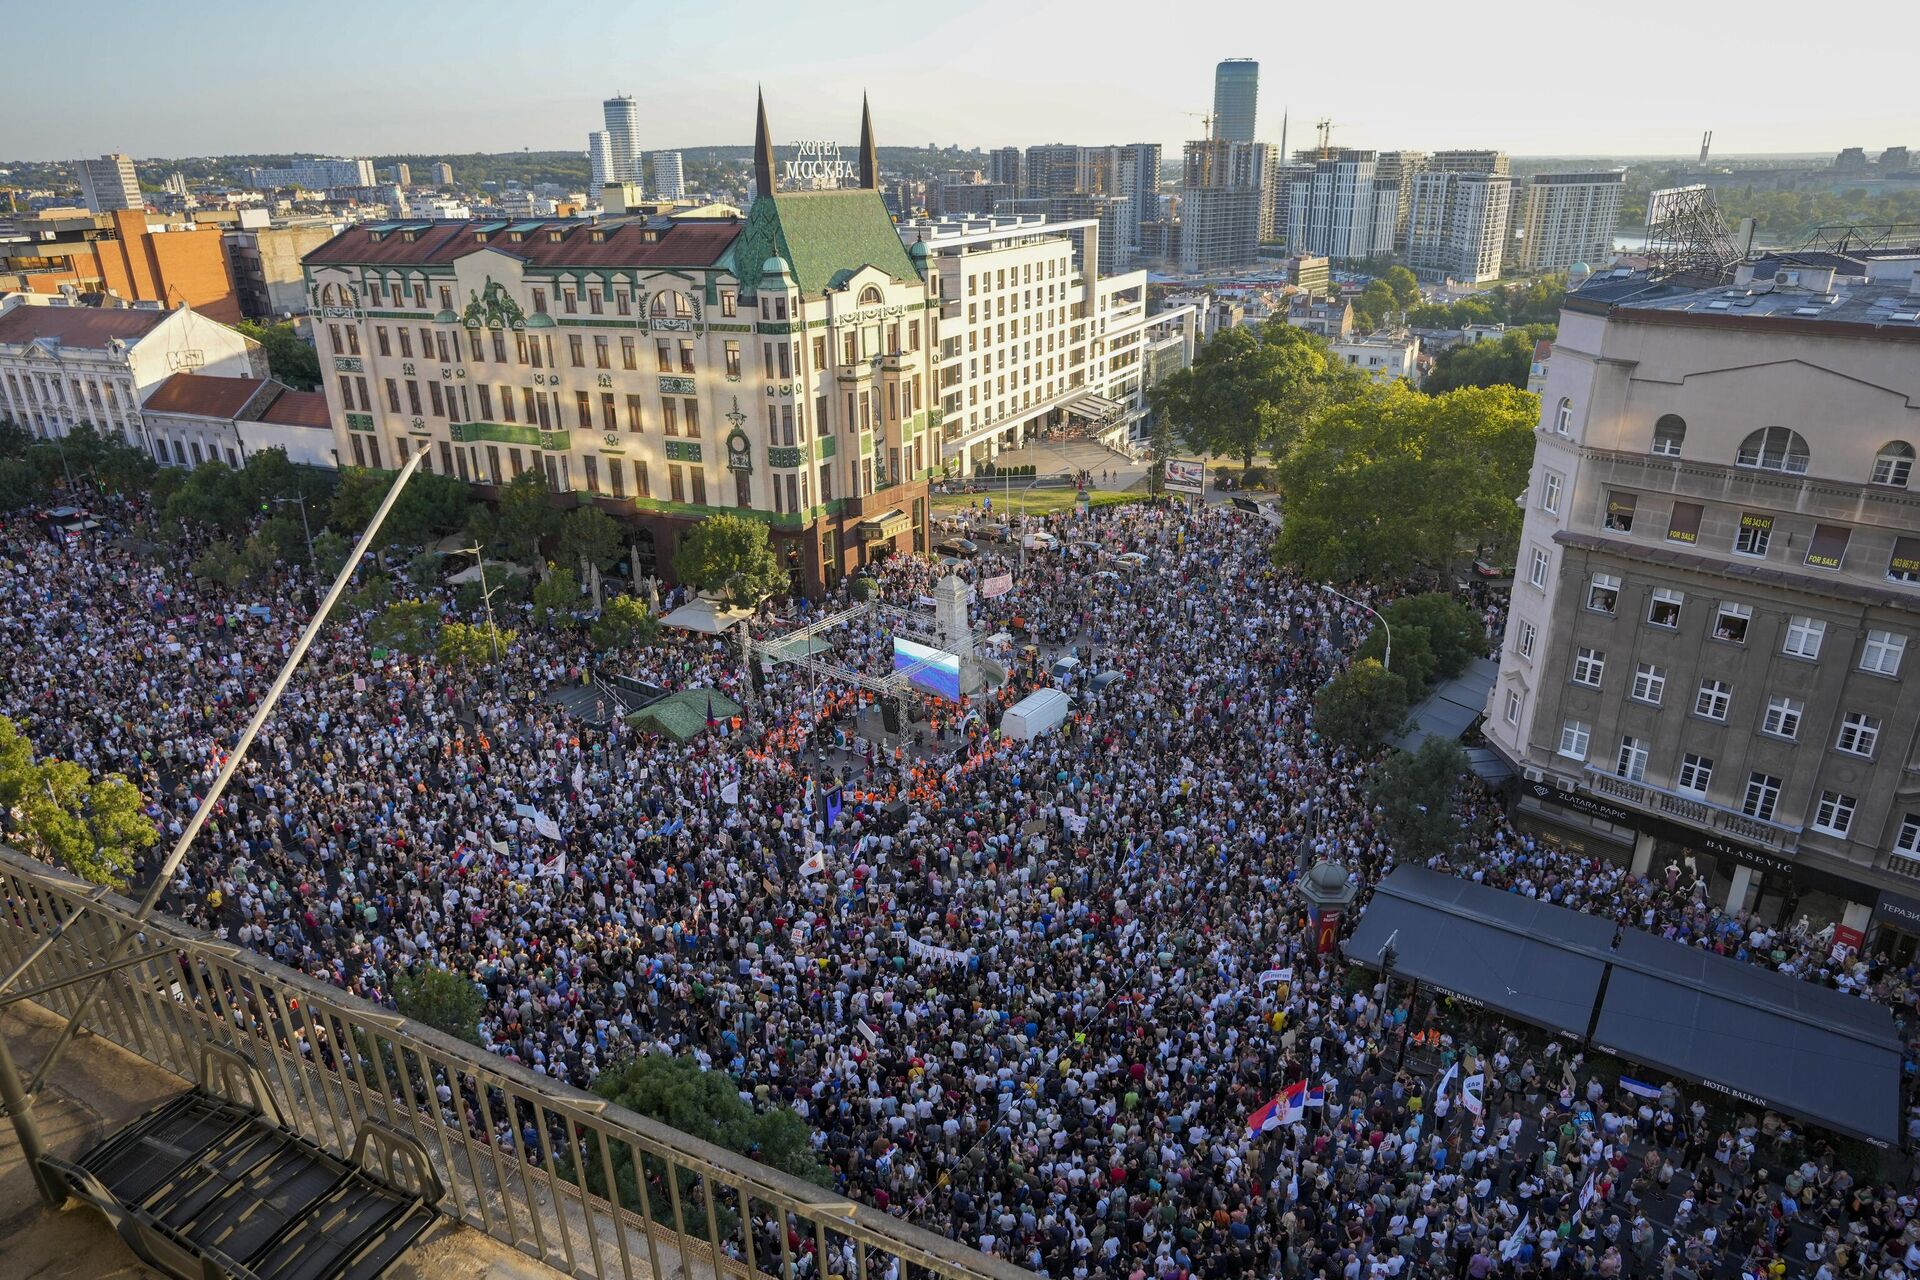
<box><xmin>1304</xmin><ymin>1084</ymin><xmax>1327</xmax><ymax>1109</ymax></box>
<box><xmin>1247</xmin><ymin>1093</ymin><xmax>1286</xmax><ymax>1137</ymax></box>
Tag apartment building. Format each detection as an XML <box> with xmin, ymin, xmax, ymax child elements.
<box><xmin>0</xmin><ymin>208</ymin><xmax>242</xmax><ymax>323</ymax></box>
<box><xmin>1516</xmin><ymin>171</ymin><xmax>1625</xmax><ymax>274</ymax></box>
<box><xmin>244</xmin><ymin>158</ymin><xmax>377</xmax><ymax>190</ymax></box>
<box><xmin>1486</xmin><ymin>251</ymin><xmax>1920</xmax><ymax>952</ymax></box>
<box><xmin>76</xmin><ymin>154</ymin><xmax>141</xmax><ymax>213</ymax></box>
<box><xmin>1177</xmin><ymin>139</ymin><xmax>1274</xmax><ymax>273</ymax></box>
<box><xmin>0</xmin><ymin>293</ymin><xmax>262</xmax><ymax>454</ymax></box>
<box><xmin>897</xmin><ymin>213</ymin><xmax>1184</xmax><ymax>472</ymax></box>
<box><xmin>1403</xmin><ymin>170</ymin><xmax>1512</xmax><ymax>283</ymax></box>
<box><xmin>1284</xmin><ymin>150</ymin><xmax>1395</xmax><ymax>262</ymax></box>
<box><xmin>301</xmin><ymin>96</ymin><xmax>938</xmax><ymax>597</ymax></box>
<box><xmin>651</xmin><ymin>152</ymin><xmax>686</xmax><ymax>200</ymax></box>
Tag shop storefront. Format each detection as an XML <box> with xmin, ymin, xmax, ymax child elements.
<box><xmin>1869</xmin><ymin>887</ymin><xmax>1920</xmax><ymax>965</ymax></box>
<box><xmin>1511</xmin><ymin>779</ymin><xmax>1879</xmax><ymax>935</ymax></box>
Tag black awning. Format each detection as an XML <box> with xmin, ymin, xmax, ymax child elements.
<box><xmin>1345</xmin><ymin>866</ymin><xmax>1903</xmax><ymax>1145</ymax></box>
<box><xmin>1345</xmin><ymin>867</ymin><xmax>1614</xmax><ymax>1032</ymax></box>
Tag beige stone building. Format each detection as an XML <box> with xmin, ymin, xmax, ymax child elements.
<box><xmin>1486</xmin><ymin>250</ymin><xmax>1920</xmax><ymax>955</ymax></box>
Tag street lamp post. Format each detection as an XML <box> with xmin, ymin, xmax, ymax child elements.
<box><xmin>274</xmin><ymin>494</ymin><xmax>315</xmax><ymax>568</ymax></box>
<box><xmin>1322</xmin><ymin>585</ymin><xmax>1391</xmax><ymax>671</ymax></box>
<box><xmin>458</xmin><ymin>543</ymin><xmax>507</xmax><ymax>687</ymax></box>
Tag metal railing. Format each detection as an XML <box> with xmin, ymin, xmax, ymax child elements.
<box><xmin>0</xmin><ymin>847</ymin><xmax>1033</xmax><ymax>1280</ymax></box>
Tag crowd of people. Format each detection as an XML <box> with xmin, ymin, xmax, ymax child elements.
<box><xmin>3</xmin><ymin>489</ymin><xmax>1918</xmax><ymax>1280</ymax></box>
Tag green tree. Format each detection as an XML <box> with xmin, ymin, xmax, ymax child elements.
<box><xmin>438</xmin><ymin>619</ymin><xmax>515</xmax><ymax>670</ymax></box>
<box><xmin>391</xmin><ymin>966</ymin><xmax>485</xmax><ymax>1045</ymax></box>
<box><xmin>0</xmin><ymin>458</ymin><xmax>33</xmax><ymax>512</ymax></box>
<box><xmin>1271</xmin><ymin>384</ymin><xmax>1537</xmax><ymax>581</ymax></box>
<box><xmin>530</xmin><ymin>564</ymin><xmax>583</xmax><ymax>630</ymax></box>
<box><xmin>162</xmin><ymin>460</ymin><xmax>252</xmax><ymax>537</ymax></box>
<box><xmin>590</xmin><ymin>1054</ymin><xmax>828</xmax><ymax>1188</ymax></box>
<box><xmin>0</xmin><ymin>717</ymin><xmax>157</xmax><ymax>888</ymax></box>
<box><xmin>0</xmin><ymin>418</ymin><xmax>31</xmax><ymax>458</ymax></box>
<box><xmin>1351</xmin><ymin>593</ymin><xmax>1487</xmax><ymax>696</ymax></box>
<box><xmin>557</xmin><ymin>506</ymin><xmax>624</xmax><ymax>608</ymax></box>
<box><xmin>310</xmin><ymin>529</ymin><xmax>352</xmax><ymax>581</ymax></box>
<box><xmin>673</xmin><ymin>513</ymin><xmax>786</xmax><ymax>607</ymax></box>
<box><xmin>367</xmin><ymin>599</ymin><xmax>442</xmax><ymax>656</ymax></box>
<box><xmin>235</xmin><ymin>320</ymin><xmax>321</xmax><ymax>391</ymax></box>
<box><xmin>589</xmin><ymin>594</ymin><xmax>659</xmax><ymax>651</ymax></box>
<box><xmin>1311</xmin><ymin>659</ymin><xmax>1411</xmax><ymax>754</ymax></box>
<box><xmin>1424</xmin><ymin>328</ymin><xmax>1554</xmax><ymax>394</ymax></box>
<box><xmin>1368</xmin><ymin>738</ymin><xmax>1472</xmax><ymax>864</ymax></box>
<box><xmin>1382</xmin><ymin>266</ymin><xmax>1421</xmax><ymax>310</ymax></box>
<box><xmin>327</xmin><ymin>466</ymin><xmax>468</xmax><ymax>550</ymax></box>
<box><xmin>492</xmin><ymin>470</ymin><xmax>558</xmax><ymax>568</ymax></box>
<box><xmin>1148</xmin><ymin>325</ymin><xmax>1346</xmax><ymax>472</ymax></box>
<box><xmin>1350</xmin><ymin>280</ymin><xmax>1397</xmax><ymax>332</ymax></box>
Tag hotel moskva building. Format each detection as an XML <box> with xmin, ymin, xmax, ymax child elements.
<box><xmin>303</xmin><ymin>96</ymin><xmax>947</xmax><ymax>596</ymax></box>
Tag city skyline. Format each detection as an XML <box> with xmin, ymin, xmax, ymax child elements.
<box><xmin>6</xmin><ymin>0</ymin><xmax>1915</xmax><ymax>164</ymax></box>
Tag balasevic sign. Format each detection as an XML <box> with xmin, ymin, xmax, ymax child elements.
<box><xmin>783</xmin><ymin>141</ymin><xmax>858</xmax><ymax>185</ymax></box>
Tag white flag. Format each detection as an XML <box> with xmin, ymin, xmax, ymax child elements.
<box><xmin>1062</xmin><ymin>810</ymin><xmax>1088</xmax><ymax>836</ymax></box>
<box><xmin>721</xmin><ymin>779</ymin><xmax>741</xmax><ymax>807</ymax></box>
<box><xmin>857</xmin><ymin>1019</ymin><xmax>880</xmax><ymax>1045</ymax></box>
<box><xmin>1435</xmin><ymin>1061</ymin><xmax>1459</xmax><ymax>1101</ymax></box>
<box><xmin>571</xmin><ymin>763</ymin><xmax>585</xmax><ymax>792</ymax></box>
<box><xmin>1461</xmin><ymin>1072</ymin><xmax>1485</xmax><ymax>1117</ymax></box>
<box><xmin>799</xmin><ymin>851</ymin><xmax>827</xmax><ymax>878</ymax></box>
<box><xmin>1259</xmin><ymin>967</ymin><xmax>1293</xmax><ymax>989</ymax></box>
<box><xmin>538</xmin><ymin>852</ymin><xmax>566</xmax><ymax>880</ymax></box>
<box><xmin>1500</xmin><ymin>1214</ymin><xmax>1533</xmax><ymax>1261</ymax></box>
<box><xmin>533</xmin><ymin>810</ymin><xmax>563</xmax><ymax>841</ymax></box>
<box><xmin>1579</xmin><ymin>1171</ymin><xmax>1598</xmax><ymax>1211</ymax></box>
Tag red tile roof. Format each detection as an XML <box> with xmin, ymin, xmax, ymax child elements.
<box><xmin>0</xmin><ymin>304</ymin><xmax>169</xmax><ymax>348</ymax></box>
<box><xmin>259</xmin><ymin>389</ymin><xmax>330</xmax><ymax>429</ymax></box>
<box><xmin>141</xmin><ymin>372</ymin><xmax>267</xmax><ymax>419</ymax></box>
<box><xmin>302</xmin><ymin>218</ymin><xmax>742</xmax><ymax>270</ymax></box>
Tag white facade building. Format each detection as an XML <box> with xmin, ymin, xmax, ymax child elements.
<box><xmin>588</xmin><ymin>132</ymin><xmax>613</xmax><ymax>190</ymax></box>
<box><xmin>1403</xmin><ymin>171</ymin><xmax>1512</xmax><ymax>283</ymax></box>
<box><xmin>245</xmin><ymin>158</ymin><xmax>377</xmax><ymax>191</ymax></box>
<box><xmin>77</xmin><ymin>154</ymin><xmax>141</xmax><ymax>213</ymax></box>
<box><xmin>652</xmin><ymin>151</ymin><xmax>687</xmax><ymax>200</ymax></box>
<box><xmin>898</xmin><ymin>213</ymin><xmax>1183</xmax><ymax>472</ymax></box>
<box><xmin>0</xmin><ymin>295</ymin><xmax>263</xmax><ymax>458</ymax></box>
<box><xmin>1285</xmin><ymin>150</ymin><xmax>1393</xmax><ymax>261</ymax></box>
<box><xmin>139</xmin><ymin>372</ymin><xmax>334</xmax><ymax>469</ymax></box>
<box><xmin>1517</xmin><ymin>171</ymin><xmax>1625</xmax><ymax>274</ymax></box>
<box><xmin>1330</xmin><ymin>330</ymin><xmax>1421</xmax><ymax>381</ymax></box>
<box><xmin>603</xmin><ymin>96</ymin><xmax>641</xmax><ymax>185</ymax></box>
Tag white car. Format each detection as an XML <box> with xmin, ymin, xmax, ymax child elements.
<box><xmin>1022</xmin><ymin>531</ymin><xmax>1059</xmax><ymax>551</ymax></box>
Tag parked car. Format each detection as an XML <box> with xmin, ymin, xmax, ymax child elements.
<box><xmin>1022</xmin><ymin>531</ymin><xmax>1059</xmax><ymax>551</ymax></box>
<box><xmin>936</xmin><ymin>537</ymin><xmax>980</xmax><ymax>558</ymax></box>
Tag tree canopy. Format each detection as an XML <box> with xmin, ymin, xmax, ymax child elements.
<box><xmin>438</xmin><ymin>620</ymin><xmax>515</xmax><ymax>670</ymax></box>
<box><xmin>1368</xmin><ymin>737</ymin><xmax>1475</xmax><ymax>863</ymax></box>
<box><xmin>1147</xmin><ymin>324</ymin><xmax>1352</xmax><ymax>470</ymax></box>
<box><xmin>328</xmin><ymin>466</ymin><xmax>470</xmax><ymax>550</ymax></box>
<box><xmin>1311</xmin><ymin>659</ymin><xmax>1410</xmax><ymax>754</ymax></box>
<box><xmin>391</xmin><ymin>965</ymin><xmax>485</xmax><ymax>1044</ymax></box>
<box><xmin>1423</xmin><ymin>326</ymin><xmax>1556</xmax><ymax>394</ymax></box>
<box><xmin>590</xmin><ymin>595</ymin><xmax>659</xmax><ymax>651</ymax></box>
<box><xmin>0</xmin><ymin>716</ymin><xmax>157</xmax><ymax>887</ymax></box>
<box><xmin>1271</xmin><ymin>384</ymin><xmax>1538</xmax><ymax>582</ymax></box>
<box><xmin>235</xmin><ymin>320</ymin><xmax>321</xmax><ymax>391</ymax></box>
<box><xmin>1353</xmin><ymin>593</ymin><xmax>1488</xmax><ymax>696</ymax></box>
<box><xmin>672</xmin><ymin>513</ymin><xmax>786</xmax><ymax>607</ymax></box>
<box><xmin>590</xmin><ymin>1054</ymin><xmax>828</xmax><ymax>1188</ymax></box>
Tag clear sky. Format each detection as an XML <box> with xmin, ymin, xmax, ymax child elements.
<box><xmin>9</xmin><ymin>0</ymin><xmax>1913</xmax><ymax>162</ymax></box>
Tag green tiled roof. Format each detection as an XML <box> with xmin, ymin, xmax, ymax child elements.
<box><xmin>725</xmin><ymin>190</ymin><xmax>921</xmax><ymax>299</ymax></box>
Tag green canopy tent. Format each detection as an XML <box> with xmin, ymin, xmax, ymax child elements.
<box><xmin>625</xmin><ymin>688</ymin><xmax>743</xmax><ymax>741</ymax></box>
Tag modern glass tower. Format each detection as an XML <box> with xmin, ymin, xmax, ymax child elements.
<box><xmin>1211</xmin><ymin>59</ymin><xmax>1259</xmax><ymax>144</ymax></box>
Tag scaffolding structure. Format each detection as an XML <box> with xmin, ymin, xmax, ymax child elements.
<box><xmin>1644</xmin><ymin>184</ymin><xmax>1743</xmax><ymax>283</ymax></box>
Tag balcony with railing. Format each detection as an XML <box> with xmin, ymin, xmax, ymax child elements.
<box><xmin>1583</xmin><ymin>765</ymin><xmax>1802</xmax><ymax>851</ymax></box>
<box><xmin>0</xmin><ymin>846</ymin><xmax>1033</xmax><ymax>1280</ymax></box>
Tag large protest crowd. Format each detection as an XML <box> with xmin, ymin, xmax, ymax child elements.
<box><xmin>3</xmin><ymin>488</ymin><xmax>1918</xmax><ymax>1280</ymax></box>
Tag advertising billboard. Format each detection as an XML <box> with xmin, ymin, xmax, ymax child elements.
<box><xmin>892</xmin><ymin>636</ymin><xmax>962</xmax><ymax>700</ymax></box>
<box><xmin>1164</xmin><ymin>458</ymin><xmax>1206</xmax><ymax>495</ymax></box>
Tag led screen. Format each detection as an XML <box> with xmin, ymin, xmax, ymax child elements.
<box><xmin>892</xmin><ymin>636</ymin><xmax>961</xmax><ymax>701</ymax></box>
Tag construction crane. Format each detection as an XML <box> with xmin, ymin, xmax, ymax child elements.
<box><xmin>1314</xmin><ymin>118</ymin><xmax>1336</xmax><ymax>161</ymax></box>
<box><xmin>1180</xmin><ymin>111</ymin><xmax>1219</xmax><ymax>185</ymax></box>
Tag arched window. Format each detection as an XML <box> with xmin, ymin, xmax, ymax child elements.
<box><xmin>650</xmin><ymin>290</ymin><xmax>692</xmax><ymax>319</ymax></box>
<box><xmin>1736</xmin><ymin>427</ymin><xmax>1810</xmax><ymax>474</ymax></box>
<box><xmin>859</xmin><ymin>285</ymin><xmax>885</xmax><ymax>305</ymax></box>
<box><xmin>1554</xmin><ymin>397</ymin><xmax>1573</xmax><ymax>435</ymax></box>
<box><xmin>1652</xmin><ymin>414</ymin><xmax>1686</xmax><ymax>458</ymax></box>
<box><xmin>1872</xmin><ymin>441</ymin><xmax>1914</xmax><ymax>487</ymax></box>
